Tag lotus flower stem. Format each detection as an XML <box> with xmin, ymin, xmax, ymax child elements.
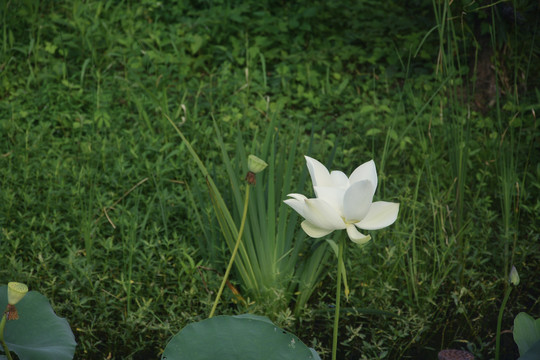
<box><xmin>0</xmin><ymin>313</ymin><xmax>14</xmax><ymax>360</ymax></box>
<box><xmin>209</xmin><ymin>185</ymin><xmax>251</xmax><ymax>318</ymax></box>
<box><xmin>332</xmin><ymin>233</ymin><xmax>346</xmax><ymax>360</ymax></box>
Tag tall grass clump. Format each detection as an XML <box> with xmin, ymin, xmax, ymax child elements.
<box><xmin>159</xmin><ymin>104</ymin><xmax>333</xmax><ymax>318</ymax></box>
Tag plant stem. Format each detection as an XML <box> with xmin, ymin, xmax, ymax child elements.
<box><xmin>332</xmin><ymin>233</ymin><xmax>345</xmax><ymax>360</ymax></box>
<box><xmin>209</xmin><ymin>184</ymin><xmax>251</xmax><ymax>318</ymax></box>
<box><xmin>0</xmin><ymin>313</ymin><xmax>14</xmax><ymax>360</ymax></box>
<box><xmin>495</xmin><ymin>285</ymin><xmax>512</xmax><ymax>360</ymax></box>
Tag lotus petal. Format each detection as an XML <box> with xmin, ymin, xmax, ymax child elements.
<box><xmin>349</xmin><ymin>160</ymin><xmax>377</xmax><ymax>198</ymax></box>
<box><xmin>346</xmin><ymin>224</ymin><xmax>371</xmax><ymax>244</ymax></box>
<box><xmin>284</xmin><ymin>194</ymin><xmax>308</xmax><ymax>218</ymax></box>
<box><xmin>355</xmin><ymin>201</ymin><xmax>399</xmax><ymax>230</ymax></box>
<box><xmin>313</xmin><ymin>186</ymin><xmax>345</xmax><ymax>214</ymax></box>
<box><xmin>342</xmin><ymin>180</ymin><xmax>373</xmax><ymax>223</ymax></box>
<box><xmin>303</xmin><ymin>198</ymin><xmax>346</xmax><ymax>231</ymax></box>
<box><xmin>305</xmin><ymin>156</ymin><xmax>332</xmax><ymax>187</ymax></box>
<box><xmin>330</xmin><ymin>170</ymin><xmax>349</xmax><ymax>188</ymax></box>
<box><xmin>301</xmin><ymin>221</ymin><xmax>335</xmax><ymax>238</ymax></box>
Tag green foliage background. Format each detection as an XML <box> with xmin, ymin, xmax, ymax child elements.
<box><xmin>1</xmin><ymin>0</ymin><xmax>539</xmax><ymax>359</ymax></box>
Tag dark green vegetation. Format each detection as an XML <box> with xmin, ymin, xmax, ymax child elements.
<box><xmin>1</xmin><ymin>0</ymin><xmax>539</xmax><ymax>359</ymax></box>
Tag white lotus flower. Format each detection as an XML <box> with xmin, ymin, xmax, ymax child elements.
<box><xmin>284</xmin><ymin>156</ymin><xmax>399</xmax><ymax>244</ymax></box>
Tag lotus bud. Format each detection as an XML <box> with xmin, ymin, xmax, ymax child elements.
<box><xmin>247</xmin><ymin>155</ymin><xmax>267</xmax><ymax>174</ymax></box>
<box><xmin>8</xmin><ymin>282</ymin><xmax>28</xmax><ymax>306</ymax></box>
<box><xmin>6</xmin><ymin>282</ymin><xmax>28</xmax><ymax>320</ymax></box>
<box><xmin>246</xmin><ymin>155</ymin><xmax>267</xmax><ymax>185</ymax></box>
<box><xmin>509</xmin><ymin>266</ymin><xmax>520</xmax><ymax>286</ymax></box>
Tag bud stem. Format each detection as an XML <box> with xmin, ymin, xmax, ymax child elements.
<box><xmin>0</xmin><ymin>312</ymin><xmax>14</xmax><ymax>360</ymax></box>
<box><xmin>495</xmin><ymin>286</ymin><xmax>512</xmax><ymax>360</ymax></box>
<box><xmin>209</xmin><ymin>185</ymin><xmax>251</xmax><ymax>318</ymax></box>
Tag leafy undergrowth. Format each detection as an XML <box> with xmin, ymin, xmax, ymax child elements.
<box><xmin>1</xmin><ymin>1</ymin><xmax>539</xmax><ymax>359</ymax></box>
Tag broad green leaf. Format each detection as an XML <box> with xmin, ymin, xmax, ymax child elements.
<box><xmin>0</xmin><ymin>286</ymin><xmax>76</xmax><ymax>360</ymax></box>
<box><xmin>309</xmin><ymin>348</ymin><xmax>322</xmax><ymax>360</ymax></box>
<box><xmin>162</xmin><ymin>315</ymin><xmax>319</xmax><ymax>360</ymax></box>
<box><xmin>518</xmin><ymin>339</ymin><xmax>540</xmax><ymax>360</ymax></box>
<box><xmin>514</xmin><ymin>312</ymin><xmax>540</xmax><ymax>356</ymax></box>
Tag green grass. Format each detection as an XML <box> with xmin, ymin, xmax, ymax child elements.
<box><xmin>1</xmin><ymin>0</ymin><xmax>539</xmax><ymax>359</ymax></box>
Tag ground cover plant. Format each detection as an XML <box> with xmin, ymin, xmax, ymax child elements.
<box><xmin>1</xmin><ymin>0</ymin><xmax>539</xmax><ymax>359</ymax></box>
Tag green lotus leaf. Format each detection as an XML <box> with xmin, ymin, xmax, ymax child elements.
<box><xmin>162</xmin><ymin>314</ymin><xmax>320</xmax><ymax>360</ymax></box>
<box><xmin>514</xmin><ymin>312</ymin><xmax>540</xmax><ymax>356</ymax></box>
<box><xmin>0</xmin><ymin>285</ymin><xmax>76</xmax><ymax>360</ymax></box>
<box><xmin>518</xmin><ymin>339</ymin><xmax>540</xmax><ymax>360</ymax></box>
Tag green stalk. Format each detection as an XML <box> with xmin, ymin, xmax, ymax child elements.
<box><xmin>0</xmin><ymin>313</ymin><xmax>14</xmax><ymax>360</ymax></box>
<box><xmin>495</xmin><ymin>286</ymin><xmax>512</xmax><ymax>360</ymax></box>
<box><xmin>332</xmin><ymin>233</ymin><xmax>346</xmax><ymax>360</ymax></box>
<box><xmin>209</xmin><ymin>185</ymin><xmax>251</xmax><ymax>318</ymax></box>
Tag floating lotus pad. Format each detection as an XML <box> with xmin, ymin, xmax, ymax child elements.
<box><xmin>162</xmin><ymin>314</ymin><xmax>320</xmax><ymax>360</ymax></box>
<box><xmin>0</xmin><ymin>285</ymin><xmax>76</xmax><ymax>360</ymax></box>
